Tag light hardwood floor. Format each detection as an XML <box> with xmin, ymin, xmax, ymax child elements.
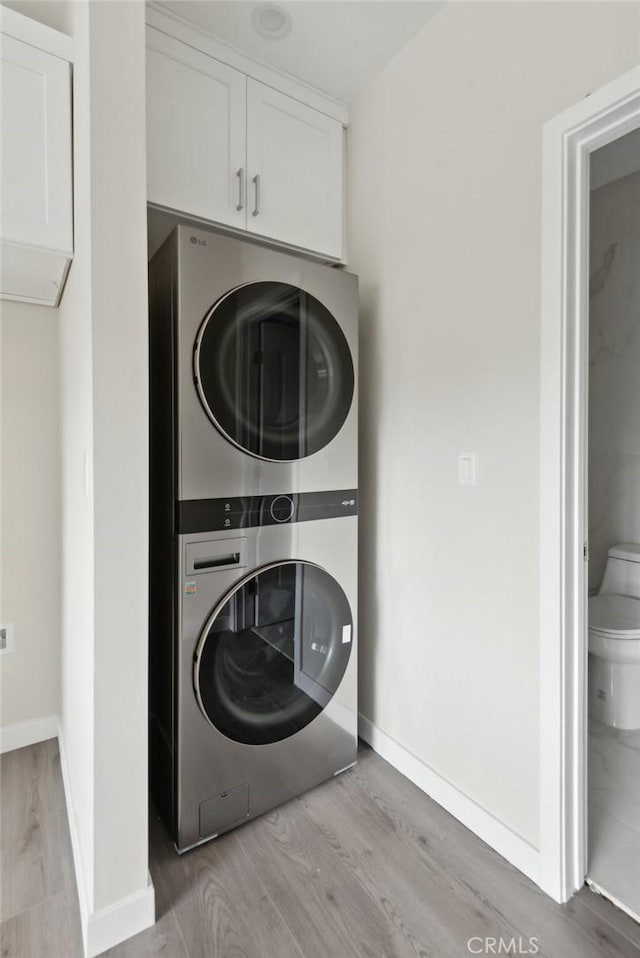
<box><xmin>1</xmin><ymin>738</ymin><xmax>639</xmax><ymax>957</ymax></box>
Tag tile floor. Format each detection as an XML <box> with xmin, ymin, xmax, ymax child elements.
<box><xmin>588</xmin><ymin>718</ymin><xmax>640</xmax><ymax>920</ymax></box>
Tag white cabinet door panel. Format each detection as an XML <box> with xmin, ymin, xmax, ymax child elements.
<box><xmin>246</xmin><ymin>80</ymin><xmax>343</xmax><ymax>259</ymax></box>
<box><xmin>0</xmin><ymin>34</ymin><xmax>72</xmax><ymax>253</ymax></box>
<box><xmin>146</xmin><ymin>29</ymin><xmax>246</xmax><ymax>230</ymax></box>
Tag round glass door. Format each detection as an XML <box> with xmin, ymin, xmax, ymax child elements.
<box><xmin>194</xmin><ymin>561</ymin><xmax>353</xmax><ymax>745</ymax></box>
<box><xmin>193</xmin><ymin>282</ymin><xmax>354</xmax><ymax>461</ymax></box>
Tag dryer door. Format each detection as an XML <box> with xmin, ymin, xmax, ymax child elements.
<box><xmin>193</xmin><ymin>282</ymin><xmax>354</xmax><ymax>461</ymax></box>
<box><xmin>194</xmin><ymin>561</ymin><xmax>353</xmax><ymax>745</ymax></box>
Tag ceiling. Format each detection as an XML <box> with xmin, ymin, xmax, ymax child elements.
<box><xmin>156</xmin><ymin>1</ymin><xmax>443</xmax><ymax>103</ymax></box>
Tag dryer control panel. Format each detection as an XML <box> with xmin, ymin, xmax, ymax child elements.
<box><xmin>177</xmin><ymin>489</ymin><xmax>358</xmax><ymax>534</ymax></box>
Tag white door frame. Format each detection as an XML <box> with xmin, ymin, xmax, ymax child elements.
<box><xmin>539</xmin><ymin>64</ymin><xmax>640</xmax><ymax>904</ymax></box>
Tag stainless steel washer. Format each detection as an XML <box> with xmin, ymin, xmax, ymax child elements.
<box><xmin>152</xmin><ymin>509</ymin><xmax>357</xmax><ymax>851</ymax></box>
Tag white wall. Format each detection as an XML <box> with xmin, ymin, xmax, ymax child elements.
<box><xmin>348</xmin><ymin>1</ymin><xmax>640</xmax><ymax>848</ymax></box>
<box><xmin>56</xmin><ymin>0</ymin><xmax>151</xmax><ymax>947</ymax></box>
<box><xmin>87</xmin><ymin>0</ymin><xmax>149</xmax><ymax>913</ymax></box>
<box><xmin>0</xmin><ymin>302</ymin><xmax>60</xmax><ymax>730</ymax></box>
<box><xmin>589</xmin><ymin>169</ymin><xmax>640</xmax><ymax>592</ymax></box>
<box><xmin>57</xmin><ymin>0</ymin><xmax>96</xmax><ymax>913</ymax></box>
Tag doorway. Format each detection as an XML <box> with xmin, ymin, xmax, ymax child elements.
<box><xmin>586</xmin><ymin>130</ymin><xmax>640</xmax><ymax>919</ymax></box>
<box><xmin>539</xmin><ymin>65</ymin><xmax>640</xmax><ymax>906</ymax></box>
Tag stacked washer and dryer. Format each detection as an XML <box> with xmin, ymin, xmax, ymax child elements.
<box><xmin>148</xmin><ymin>226</ymin><xmax>358</xmax><ymax>852</ymax></box>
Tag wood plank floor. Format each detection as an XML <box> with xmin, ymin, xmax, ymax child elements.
<box><xmin>1</xmin><ymin>739</ymin><xmax>639</xmax><ymax>957</ymax></box>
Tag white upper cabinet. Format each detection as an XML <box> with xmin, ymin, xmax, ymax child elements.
<box><xmin>1</xmin><ymin>35</ymin><xmax>71</xmax><ymax>251</ymax></box>
<box><xmin>0</xmin><ymin>8</ymin><xmax>73</xmax><ymax>306</ymax></box>
<box><xmin>145</xmin><ymin>16</ymin><xmax>346</xmax><ymax>261</ymax></box>
<box><xmin>146</xmin><ymin>29</ymin><xmax>246</xmax><ymax>231</ymax></box>
<box><xmin>246</xmin><ymin>80</ymin><xmax>344</xmax><ymax>261</ymax></box>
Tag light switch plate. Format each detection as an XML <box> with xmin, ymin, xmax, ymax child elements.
<box><xmin>0</xmin><ymin>623</ymin><xmax>15</xmax><ymax>654</ymax></box>
<box><xmin>458</xmin><ymin>452</ymin><xmax>478</xmax><ymax>486</ymax></box>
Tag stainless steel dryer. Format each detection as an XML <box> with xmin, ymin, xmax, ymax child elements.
<box><xmin>152</xmin><ymin>504</ymin><xmax>358</xmax><ymax>852</ymax></box>
<box><xmin>148</xmin><ymin>225</ymin><xmax>358</xmax><ymax>502</ymax></box>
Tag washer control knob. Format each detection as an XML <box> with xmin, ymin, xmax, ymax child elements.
<box><xmin>270</xmin><ymin>495</ymin><xmax>294</xmax><ymax>523</ymax></box>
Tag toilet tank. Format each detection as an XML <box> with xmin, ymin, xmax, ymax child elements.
<box><xmin>599</xmin><ymin>543</ymin><xmax>640</xmax><ymax>598</ymax></box>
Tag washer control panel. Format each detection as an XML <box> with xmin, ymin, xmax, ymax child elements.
<box><xmin>177</xmin><ymin>489</ymin><xmax>358</xmax><ymax>534</ymax></box>
<box><xmin>270</xmin><ymin>495</ymin><xmax>295</xmax><ymax>523</ymax></box>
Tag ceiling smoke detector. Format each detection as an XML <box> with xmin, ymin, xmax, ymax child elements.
<box><xmin>251</xmin><ymin>4</ymin><xmax>292</xmax><ymax>41</ymax></box>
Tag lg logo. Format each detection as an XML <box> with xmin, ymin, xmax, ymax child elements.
<box><xmin>467</xmin><ymin>938</ymin><xmax>540</xmax><ymax>955</ymax></box>
<box><xmin>189</xmin><ymin>236</ymin><xmax>207</xmax><ymax>246</ymax></box>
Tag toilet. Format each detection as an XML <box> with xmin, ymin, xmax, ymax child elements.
<box><xmin>589</xmin><ymin>542</ymin><xmax>640</xmax><ymax>729</ymax></box>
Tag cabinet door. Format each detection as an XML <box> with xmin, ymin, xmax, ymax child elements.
<box><xmin>246</xmin><ymin>80</ymin><xmax>344</xmax><ymax>260</ymax></box>
<box><xmin>0</xmin><ymin>33</ymin><xmax>72</xmax><ymax>253</ymax></box>
<box><xmin>146</xmin><ymin>29</ymin><xmax>246</xmax><ymax>230</ymax></box>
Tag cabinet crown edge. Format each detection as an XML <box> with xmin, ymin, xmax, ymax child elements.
<box><xmin>146</xmin><ymin>3</ymin><xmax>348</xmax><ymax>126</ymax></box>
<box><xmin>0</xmin><ymin>5</ymin><xmax>72</xmax><ymax>62</ymax></box>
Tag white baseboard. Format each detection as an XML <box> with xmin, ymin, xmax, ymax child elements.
<box><xmin>57</xmin><ymin>728</ymin><xmax>92</xmax><ymax>954</ymax></box>
<box><xmin>358</xmin><ymin>714</ymin><xmax>541</xmax><ymax>888</ymax></box>
<box><xmin>86</xmin><ymin>879</ymin><xmax>155</xmax><ymax>958</ymax></box>
<box><xmin>0</xmin><ymin>714</ymin><xmax>60</xmax><ymax>753</ymax></box>
<box><xmin>58</xmin><ymin>728</ymin><xmax>155</xmax><ymax>957</ymax></box>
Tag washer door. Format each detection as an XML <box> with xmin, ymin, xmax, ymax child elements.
<box><xmin>194</xmin><ymin>561</ymin><xmax>353</xmax><ymax>745</ymax></box>
<box><xmin>194</xmin><ymin>282</ymin><xmax>354</xmax><ymax>461</ymax></box>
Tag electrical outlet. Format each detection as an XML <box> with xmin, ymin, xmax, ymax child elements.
<box><xmin>0</xmin><ymin>623</ymin><xmax>15</xmax><ymax>654</ymax></box>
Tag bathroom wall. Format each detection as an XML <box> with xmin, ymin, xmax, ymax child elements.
<box><xmin>348</xmin><ymin>1</ymin><xmax>640</xmax><ymax>851</ymax></box>
<box><xmin>589</xmin><ymin>169</ymin><xmax>640</xmax><ymax>592</ymax></box>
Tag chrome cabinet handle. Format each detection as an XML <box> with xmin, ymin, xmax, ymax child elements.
<box><xmin>252</xmin><ymin>174</ymin><xmax>260</xmax><ymax>217</ymax></box>
<box><xmin>236</xmin><ymin>168</ymin><xmax>244</xmax><ymax>211</ymax></box>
